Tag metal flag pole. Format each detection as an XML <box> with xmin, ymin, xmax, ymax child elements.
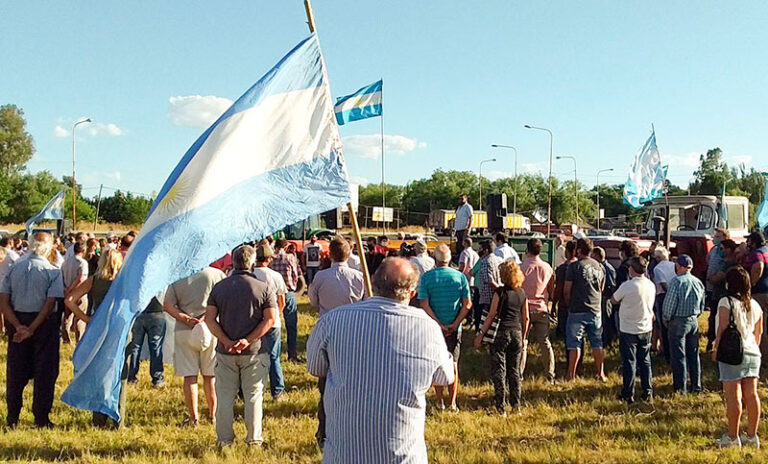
<box><xmin>304</xmin><ymin>0</ymin><xmax>373</xmax><ymax>297</ymax></box>
<box><xmin>92</xmin><ymin>183</ymin><xmax>103</xmax><ymax>231</ymax></box>
<box><xmin>381</xmin><ymin>82</ymin><xmax>385</xmax><ymax>236</ymax></box>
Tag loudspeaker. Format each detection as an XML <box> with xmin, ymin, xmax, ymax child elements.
<box><xmin>323</xmin><ymin>209</ymin><xmax>341</xmax><ymax>230</ymax></box>
<box><xmin>487</xmin><ymin>193</ymin><xmax>508</xmax><ymax>232</ymax></box>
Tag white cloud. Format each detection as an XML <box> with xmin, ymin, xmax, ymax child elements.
<box><xmin>521</xmin><ymin>162</ymin><xmax>546</xmax><ymax>174</ymax></box>
<box><xmin>168</xmin><ymin>95</ymin><xmax>233</xmax><ymax>128</ymax></box>
<box><xmin>663</xmin><ymin>152</ymin><xmax>700</xmax><ymax>168</ymax></box>
<box><xmin>728</xmin><ymin>155</ymin><xmax>753</xmax><ymax>166</ymax></box>
<box><xmin>54</xmin><ymin>121</ymin><xmax>124</xmax><ymax>138</ymax></box>
<box><xmin>342</xmin><ymin>134</ymin><xmax>426</xmax><ymax>159</ymax></box>
<box><xmin>86</xmin><ymin>123</ymin><xmax>124</xmax><ymax>137</ymax></box>
<box><xmin>53</xmin><ymin>125</ymin><xmax>69</xmax><ymax>138</ymax></box>
<box><xmin>485</xmin><ymin>170</ymin><xmax>515</xmax><ymax>181</ymax></box>
<box><xmin>349</xmin><ymin>176</ymin><xmax>370</xmax><ymax>186</ymax></box>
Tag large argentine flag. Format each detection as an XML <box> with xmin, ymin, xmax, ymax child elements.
<box><xmin>26</xmin><ymin>190</ymin><xmax>65</xmax><ymax>236</ymax></box>
<box><xmin>334</xmin><ymin>80</ymin><xmax>382</xmax><ymax>125</ymax></box>
<box><xmin>62</xmin><ymin>33</ymin><xmax>351</xmax><ymax>420</ymax></box>
<box><xmin>623</xmin><ymin>129</ymin><xmax>668</xmax><ymax>209</ymax></box>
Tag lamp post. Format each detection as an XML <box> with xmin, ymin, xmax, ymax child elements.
<box><xmin>556</xmin><ymin>155</ymin><xmax>579</xmax><ymax>226</ymax></box>
<box><xmin>72</xmin><ymin>118</ymin><xmax>92</xmax><ymax>230</ymax></box>
<box><xmin>490</xmin><ymin>144</ymin><xmax>518</xmax><ymax>216</ymax></box>
<box><xmin>524</xmin><ymin>124</ymin><xmax>553</xmax><ymax>236</ymax></box>
<box><xmin>479</xmin><ymin>158</ymin><xmax>496</xmax><ymax>210</ymax></box>
<box><xmin>596</xmin><ymin>168</ymin><xmax>614</xmax><ymax>230</ymax></box>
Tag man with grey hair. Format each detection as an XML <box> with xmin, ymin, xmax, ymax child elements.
<box><xmin>418</xmin><ymin>244</ymin><xmax>471</xmax><ymax>410</ymax></box>
<box><xmin>307</xmin><ymin>257</ymin><xmax>455</xmax><ymax>463</ymax></box>
<box><xmin>205</xmin><ymin>244</ymin><xmax>277</xmax><ymax>447</ymax></box>
<box><xmin>0</xmin><ymin>232</ymin><xmax>64</xmax><ymax>428</ymax></box>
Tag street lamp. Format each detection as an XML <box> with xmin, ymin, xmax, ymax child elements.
<box><xmin>479</xmin><ymin>158</ymin><xmax>496</xmax><ymax>210</ymax></box>
<box><xmin>524</xmin><ymin>124</ymin><xmax>553</xmax><ymax>236</ymax></box>
<box><xmin>556</xmin><ymin>155</ymin><xmax>579</xmax><ymax>226</ymax></box>
<box><xmin>596</xmin><ymin>168</ymin><xmax>614</xmax><ymax>230</ymax></box>
<box><xmin>490</xmin><ymin>144</ymin><xmax>518</xmax><ymax>216</ymax></box>
<box><xmin>72</xmin><ymin>118</ymin><xmax>92</xmax><ymax>230</ymax></box>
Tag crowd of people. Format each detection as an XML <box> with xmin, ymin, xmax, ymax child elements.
<box><xmin>0</xmin><ymin>218</ymin><xmax>767</xmax><ymax>460</ymax></box>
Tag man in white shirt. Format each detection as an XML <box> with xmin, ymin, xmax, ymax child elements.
<box><xmin>251</xmin><ymin>243</ymin><xmax>288</xmax><ymax>402</ymax></box>
<box><xmin>410</xmin><ymin>240</ymin><xmax>435</xmax><ymax>280</ymax></box>
<box><xmin>651</xmin><ymin>246</ymin><xmax>676</xmax><ymax>359</ymax></box>
<box><xmin>611</xmin><ymin>256</ymin><xmax>656</xmax><ymax>403</ymax></box>
<box><xmin>454</xmin><ymin>194</ymin><xmax>473</xmax><ymax>261</ymax></box>
<box><xmin>60</xmin><ymin>242</ymin><xmax>89</xmax><ymax>344</ymax></box>
<box><xmin>345</xmin><ymin>239</ymin><xmax>363</xmax><ymax>272</ymax></box>
<box><xmin>493</xmin><ymin>232</ymin><xmax>521</xmax><ymax>264</ymax></box>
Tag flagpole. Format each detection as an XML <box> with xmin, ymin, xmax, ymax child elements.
<box><xmin>304</xmin><ymin>0</ymin><xmax>373</xmax><ymax>298</ymax></box>
<box><xmin>380</xmin><ymin>82</ymin><xmax>385</xmax><ymax>236</ymax></box>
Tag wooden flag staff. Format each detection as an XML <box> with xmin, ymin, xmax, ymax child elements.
<box><xmin>304</xmin><ymin>0</ymin><xmax>373</xmax><ymax>297</ymax></box>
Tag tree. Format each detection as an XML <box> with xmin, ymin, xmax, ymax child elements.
<box><xmin>97</xmin><ymin>190</ymin><xmax>152</xmax><ymax>225</ymax></box>
<box><xmin>0</xmin><ymin>105</ymin><xmax>35</xmax><ymax>175</ymax></box>
<box><xmin>689</xmin><ymin>148</ymin><xmax>734</xmax><ymax>195</ymax></box>
<box><xmin>358</xmin><ymin>183</ymin><xmax>405</xmax><ymax>208</ymax></box>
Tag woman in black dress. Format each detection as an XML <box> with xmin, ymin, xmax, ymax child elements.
<box><xmin>475</xmin><ymin>260</ymin><xmax>529</xmax><ymax>414</ymax></box>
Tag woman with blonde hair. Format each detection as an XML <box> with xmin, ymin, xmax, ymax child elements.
<box><xmin>65</xmin><ymin>249</ymin><xmax>123</xmax><ymax>323</ymax></box>
<box><xmin>475</xmin><ymin>260</ymin><xmax>529</xmax><ymax>415</ymax></box>
<box><xmin>713</xmin><ymin>266</ymin><xmax>762</xmax><ymax>448</ymax></box>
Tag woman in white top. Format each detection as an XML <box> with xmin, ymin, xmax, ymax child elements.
<box><xmin>713</xmin><ymin>266</ymin><xmax>762</xmax><ymax>448</ymax></box>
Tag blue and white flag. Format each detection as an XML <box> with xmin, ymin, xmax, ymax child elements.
<box><xmin>62</xmin><ymin>33</ymin><xmax>351</xmax><ymax>420</ymax></box>
<box><xmin>623</xmin><ymin>129</ymin><xmax>668</xmax><ymax>209</ymax></box>
<box><xmin>757</xmin><ymin>175</ymin><xmax>768</xmax><ymax>230</ymax></box>
<box><xmin>334</xmin><ymin>80</ymin><xmax>382</xmax><ymax>125</ymax></box>
<box><xmin>25</xmin><ymin>190</ymin><xmax>65</xmax><ymax>236</ymax></box>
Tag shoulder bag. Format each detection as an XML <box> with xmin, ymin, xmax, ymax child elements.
<box><xmin>716</xmin><ymin>297</ymin><xmax>743</xmax><ymax>366</ymax></box>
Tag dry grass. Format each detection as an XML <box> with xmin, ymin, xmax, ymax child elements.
<box><xmin>0</xmin><ymin>297</ymin><xmax>765</xmax><ymax>463</ymax></box>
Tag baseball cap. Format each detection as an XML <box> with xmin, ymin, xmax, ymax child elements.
<box><xmin>677</xmin><ymin>254</ymin><xmax>694</xmax><ymax>269</ymax></box>
<box><xmin>413</xmin><ymin>238</ymin><xmax>427</xmax><ymax>252</ymax></box>
<box><xmin>256</xmin><ymin>243</ymin><xmax>275</xmax><ymax>260</ymax></box>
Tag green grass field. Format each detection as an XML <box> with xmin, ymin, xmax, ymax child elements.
<box><xmin>0</xmin><ymin>298</ymin><xmax>765</xmax><ymax>463</ymax></box>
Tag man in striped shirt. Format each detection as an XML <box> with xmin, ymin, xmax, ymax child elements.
<box><xmin>307</xmin><ymin>257</ymin><xmax>455</xmax><ymax>464</ymax></box>
<box><xmin>269</xmin><ymin>238</ymin><xmax>300</xmax><ymax>361</ymax></box>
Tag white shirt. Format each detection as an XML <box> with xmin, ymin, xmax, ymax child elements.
<box><xmin>252</xmin><ymin>266</ymin><xmax>288</xmax><ymax>328</ymax></box>
<box><xmin>494</xmin><ymin>243</ymin><xmax>521</xmax><ymax>264</ymax></box>
<box><xmin>458</xmin><ymin>247</ymin><xmax>480</xmax><ymax>286</ymax></box>
<box><xmin>0</xmin><ymin>248</ymin><xmax>20</xmax><ymax>284</ymax></box>
<box><xmin>717</xmin><ymin>296</ymin><xmax>763</xmax><ymax>356</ymax></box>
<box><xmin>346</xmin><ymin>253</ymin><xmax>362</xmax><ymax>272</ymax></box>
<box><xmin>612</xmin><ymin>276</ymin><xmax>656</xmax><ymax>334</ymax></box>
<box><xmin>653</xmin><ymin>260</ymin><xmax>677</xmax><ymax>295</ymax></box>
<box><xmin>554</xmin><ymin>245</ymin><xmax>566</xmax><ymax>269</ymax></box>
<box><xmin>410</xmin><ymin>253</ymin><xmax>435</xmax><ymax>278</ymax></box>
<box><xmin>454</xmin><ymin>203</ymin><xmax>474</xmax><ymax>231</ymax></box>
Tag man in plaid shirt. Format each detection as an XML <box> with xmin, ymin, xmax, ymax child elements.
<box><xmin>662</xmin><ymin>254</ymin><xmax>705</xmax><ymax>394</ymax></box>
<box><xmin>475</xmin><ymin>240</ymin><xmax>503</xmax><ymax>331</ymax></box>
<box><xmin>270</xmin><ymin>238</ymin><xmax>300</xmax><ymax>361</ymax></box>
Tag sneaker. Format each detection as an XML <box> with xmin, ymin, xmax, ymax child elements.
<box><xmin>715</xmin><ymin>433</ymin><xmax>741</xmax><ymax>448</ymax></box>
<box><xmin>741</xmin><ymin>433</ymin><xmax>760</xmax><ymax>449</ymax></box>
<box><xmin>436</xmin><ymin>400</ymin><xmax>446</xmax><ymax>410</ymax></box>
<box><xmin>448</xmin><ymin>404</ymin><xmax>459</xmax><ymax>412</ymax></box>
<box><xmin>152</xmin><ymin>380</ymin><xmax>167</xmax><ymax>388</ymax></box>
<box><xmin>273</xmin><ymin>393</ymin><xmax>287</xmax><ymax>403</ymax></box>
<box><xmin>181</xmin><ymin>417</ymin><xmax>198</xmax><ymax>427</ymax></box>
<box><xmin>34</xmin><ymin>420</ymin><xmax>55</xmax><ymax>429</ymax></box>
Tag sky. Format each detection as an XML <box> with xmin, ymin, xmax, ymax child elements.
<box><xmin>1</xmin><ymin>1</ymin><xmax>767</xmax><ymax>201</ymax></box>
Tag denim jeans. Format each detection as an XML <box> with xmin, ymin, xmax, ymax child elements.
<box><xmin>489</xmin><ymin>327</ymin><xmax>523</xmax><ymax>410</ymax></box>
<box><xmin>263</xmin><ymin>326</ymin><xmax>285</xmax><ymax>398</ymax></box>
<box><xmin>655</xmin><ymin>294</ymin><xmax>670</xmax><ymax>363</ymax></box>
<box><xmin>284</xmin><ymin>292</ymin><xmax>298</xmax><ymax>359</ymax></box>
<box><xmin>127</xmin><ymin>311</ymin><xmax>166</xmax><ymax>384</ymax></box>
<box><xmin>667</xmin><ymin>316</ymin><xmax>702</xmax><ymax>393</ymax></box>
<box><xmin>618</xmin><ymin>331</ymin><xmax>653</xmax><ymax>402</ymax></box>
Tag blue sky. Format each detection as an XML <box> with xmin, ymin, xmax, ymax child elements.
<box><xmin>2</xmin><ymin>1</ymin><xmax>766</xmax><ymax>200</ymax></box>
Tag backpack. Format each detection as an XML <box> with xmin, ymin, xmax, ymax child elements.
<box><xmin>716</xmin><ymin>298</ymin><xmax>744</xmax><ymax>366</ymax></box>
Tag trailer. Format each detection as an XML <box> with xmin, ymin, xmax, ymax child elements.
<box><xmin>428</xmin><ymin>209</ymin><xmax>530</xmax><ymax>235</ymax></box>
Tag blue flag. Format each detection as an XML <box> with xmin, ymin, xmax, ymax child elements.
<box><xmin>757</xmin><ymin>175</ymin><xmax>768</xmax><ymax>230</ymax></box>
<box><xmin>25</xmin><ymin>190</ymin><xmax>65</xmax><ymax>236</ymax></box>
<box><xmin>623</xmin><ymin>129</ymin><xmax>668</xmax><ymax>209</ymax></box>
<box><xmin>334</xmin><ymin>80</ymin><xmax>382</xmax><ymax>125</ymax></box>
<box><xmin>62</xmin><ymin>33</ymin><xmax>352</xmax><ymax>420</ymax></box>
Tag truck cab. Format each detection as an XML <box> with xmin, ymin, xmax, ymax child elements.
<box><xmin>642</xmin><ymin>195</ymin><xmax>749</xmax><ymax>280</ymax></box>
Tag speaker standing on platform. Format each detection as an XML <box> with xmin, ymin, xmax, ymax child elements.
<box><xmin>454</xmin><ymin>194</ymin><xmax>473</xmax><ymax>261</ymax></box>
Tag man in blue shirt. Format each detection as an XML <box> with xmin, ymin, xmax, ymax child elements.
<box><xmin>418</xmin><ymin>244</ymin><xmax>471</xmax><ymax>410</ymax></box>
<box><xmin>0</xmin><ymin>232</ymin><xmax>64</xmax><ymax>428</ymax></box>
<box><xmin>662</xmin><ymin>254</ymin><xmax>705</xmax><ymax>393</ymax></box>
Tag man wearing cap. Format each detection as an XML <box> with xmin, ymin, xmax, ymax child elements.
<box><xmin>251</xmin><ymin>243</ymin><xmax>288</xmax><ymax>402</ymax></box>
<box><xmin>661</xmin><ymin>254</ymin><xmax>705</xmax><ymax>394</ymax></box>
<box><xmin>164</xmin><ymin>265</ymin><xmax>226</xmax><ymax>425</ymax></box>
